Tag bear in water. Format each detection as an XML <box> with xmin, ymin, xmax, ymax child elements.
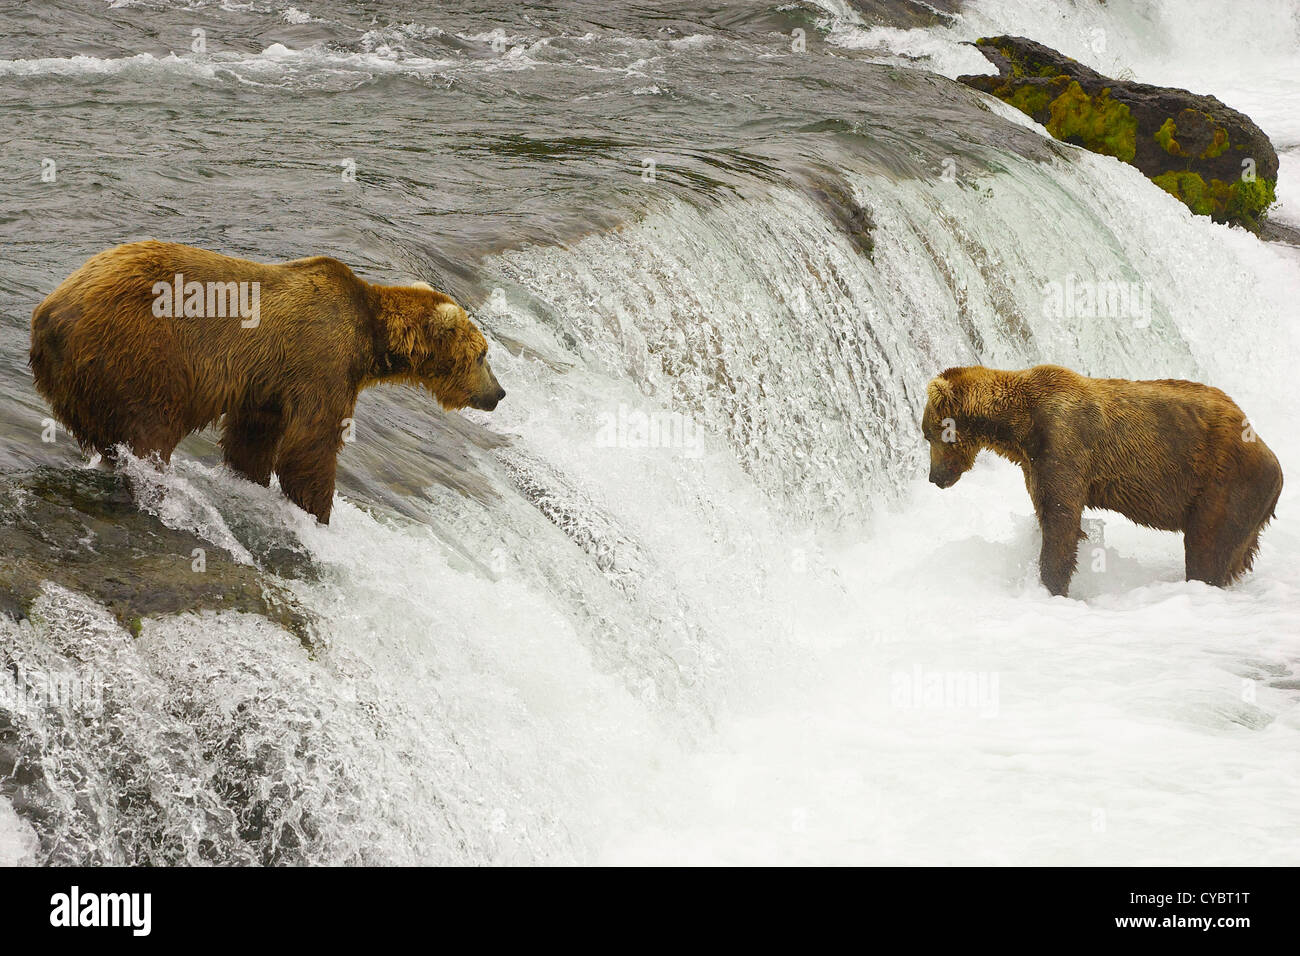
<box><xmin>921</xmin><ymin>364</ymin><xmax>1281</xmax><ymax>596</ymax></box>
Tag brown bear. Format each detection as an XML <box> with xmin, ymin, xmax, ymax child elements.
<box><xmin>921</xmin><ymin>364</ymin><xmax>1282</xmax><ymax>596</ymax></box>
<box><xmin>30</xmin><ymin>240</ymin><xmax>505</xmax><ymax>523</ymax></box>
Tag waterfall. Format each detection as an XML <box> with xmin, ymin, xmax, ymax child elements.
<box><xmin>2</xmin><ymin>0</ymin><xmax>1298</xmax><ymax>866</ymax></box>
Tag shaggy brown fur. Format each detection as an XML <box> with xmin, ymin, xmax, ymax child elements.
<box><xmin>921</xmin><ymin>364</ymin><xmax>1282</xmax><ymax>596</ymax></box>
<box><xmin>30</xmin><ymin>241</ymin><xmax>505</xmax><ymax>523</ymax></box>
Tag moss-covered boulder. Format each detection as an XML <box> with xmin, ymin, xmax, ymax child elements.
<box><xmin>959</xmin><ymin>35</ymin><xmax>1279</xmax><ymax>230</ymax></box>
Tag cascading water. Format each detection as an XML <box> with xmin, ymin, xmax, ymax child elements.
<box><xmin>1</xmin><ymin>0</ymin><xmax>1297</xmax><ymax>865</ymax></box>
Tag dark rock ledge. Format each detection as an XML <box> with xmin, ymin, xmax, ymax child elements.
<box><xmin>0</xmin><ymin>467</ymin><xmax>314</xmax><ymax>649</ymax></box>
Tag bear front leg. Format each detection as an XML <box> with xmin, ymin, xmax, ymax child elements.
<box><xmin>1022</xmin><ymin>466</ymin><xmax>1043</xmax><ymax>523</ymax></box>
<box><xmin>274</xmin><ymin>415</ymin><xmax>346</xmax><ymax>524</ymax></box>
<box><xmin>1037</xmin><ymin>497</ymin><xmax>1084</xmax><ymax>597</ymax></box>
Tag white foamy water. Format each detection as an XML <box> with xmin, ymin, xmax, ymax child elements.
<box><xmin>0</xmin><ymin>797</ymin><xmax>39</xmax><ymax>866</ymax></box>
<box><xmin>485</xmin><ymin>147</ymin><xmax>1300</xmax><ymax>864</ymax></box>
<box><xmin>603</xmin><ymin>459</ymin><xmax>1300</xmax><ymax>864</ymax></box>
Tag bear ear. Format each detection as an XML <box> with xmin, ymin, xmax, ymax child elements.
<box><xmin>926</xmin><ymin>376</ymin><xmax>956</xmax><ymax>407</ymax></box>
<box><xmin>429</xmin><ymin>302</ymin><xmax>474</xmax><ymax>341</ymax></box>
<box><xmin>410</xmin><ymin>281</ymin><xmax>434</xmax><ymax>292</ymax></box>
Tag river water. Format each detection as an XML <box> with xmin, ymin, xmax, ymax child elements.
<box><xmin>1</xmin><ymin>0</ymin><xmax>1298</xmax><ymax>864</ymax></box>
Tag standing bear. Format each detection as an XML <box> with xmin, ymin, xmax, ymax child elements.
<box><xmin>30</xmin><ymin>241</ymin><xmax>505</xmax><ymax>523</ymax></box>
<box><xmin>921</xmin><ymin>364</ymin><xmax>1282</xmax><ymax>596</ymax></box>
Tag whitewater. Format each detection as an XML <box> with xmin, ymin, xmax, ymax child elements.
<box><xmin>1</xmin><ymin>0</ymin><xmax>1297</xmax><ymax>865</ymax></box>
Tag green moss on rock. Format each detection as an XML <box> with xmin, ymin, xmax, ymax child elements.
<box><xmin>1155</xmin><ymin>115</ymin><xmax>1227</xmax><ymax>159</ymax></box>
<box><xmin>1155</xmin><ymin>118</ymin><xmax>1182</xmax><ymax>155</ymax></box>
<box><xmin>1200</xmin><ymin>126</ymin><xmax>1229</xmax><ymax>159</ymax></box>
<box><xmin>1046</xmin><ymin>82</ymin><xmax>1137</xmax><ymax>163</ymax></box>
<box><xmin>1006</xmin><ymin>83</ymin><xmax>1053</xmax><ymax>118</ymax></box>
<box><xmin>976</xmin><ymin>37</ymin><xmax>1074</xmax><ymax>79</ymax></box>
<box><xmin>1225</xmin><ymin>176</ymin><xmax>1276</xmax><ymax>225</ymax></box>
<box><xmin>1152</xmin><ymin>171</ymin><xmax>1276</xmax><ymax>228</ymax></box>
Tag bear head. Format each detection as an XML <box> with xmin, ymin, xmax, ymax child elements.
<box><xmin>377</xmin><ymin>282</ymin><xmax>506</xmax><ymax>412</ymax></box>
<box><xmin>921</xmin><ymin>369</ymin><xmax>980</xmax><ymax>488</ymax></box>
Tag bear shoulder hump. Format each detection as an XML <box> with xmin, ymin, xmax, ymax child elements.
<box><xmin>281</xmin><ymin>254</ymin><xmax>357</xmax><ymax>279</ymax></box>
<box><xmin>281</xmin><ymin>255</ymin><xmax>365</xmax><ymax>293</ymax></box>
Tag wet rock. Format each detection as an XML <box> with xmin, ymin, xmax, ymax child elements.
<box><xmin>847</xmin><ymin>0</ymin><xmax>963</xmax><ymax>30</ymax></box>
<box><xmin>0</xmin><ymin>467</ymin><xmax>314</xmax><ymax>648</ymax></box>
<box><xmin>959</xmin><ymin>35</ymin><xmax>1279</xmax><ymax>230</ymax></box>
<box><xmin>1259</xmin><ymin>217</ymin><xmax>1300</xmax><ymax>247</ymax></box>
<box><xmin>804</xmin><ymin>173</ymin><xmax>876</xmax><ymax>259</ymax></box>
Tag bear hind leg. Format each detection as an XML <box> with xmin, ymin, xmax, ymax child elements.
<box><xmin>1186</xmin><ymin>461</ymin><xmax>1282</xmax><ymax>587</ymax></box>
<box><xmin>221</xmin><ymin>402</ymin><xmax>285</xmax><ymax>486</ymax></box>
<box><xmin>1224</xmin><ymin>530</ymin><xmax>1261</xmax><ymax>583</ymax></box>
<box><xmin>1185</xmin><ymin>491</ymin><xmax>1262</xmax><ymax>587</ymax></box>
<box><xmin>53</xmin><ymin>396</ymin><xmax>181</xmax><ymax>467</ymax></box>
<box><xmin>1221</xmin><ymin>474</ymin><xmax>1282</xmax><ymax>583</ymax></box>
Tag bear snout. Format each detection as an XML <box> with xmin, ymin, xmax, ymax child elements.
<box><xmin>929</xmin><ymin>468</ymin><xmax>958</xmax><ymax>489</ymax></box>
<box><xmin>471</xmin><ymin>386</ymin><xmax>506</xmax><ymax>412</ymax></box>
<box><xmin>469</xmin><ymin>361</ymin><xmax>506</xmax><ymax>411</ymax></box>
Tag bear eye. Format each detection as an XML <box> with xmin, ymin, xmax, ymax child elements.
<box><xmin>477</xmin><ymin>350</ymin><xmax>487</xmax><ymax>365</ymax></box>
